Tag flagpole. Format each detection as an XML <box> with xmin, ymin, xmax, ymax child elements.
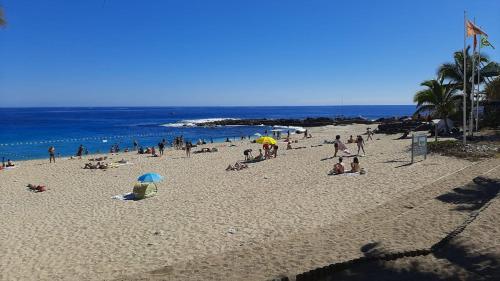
<box><xmin>476</xmin><ymin>38</ymin><xmax>481</xmax><ymax>131</ymax></box>
<box><xmin>462</xmin><ymin>11</ymin><xmax>467</xmax><ymax>145</ymax></box>
<box><xmin>469</xmin><ymin>18</ymin><xmax>476</xmax><ymax>137</ymax></box>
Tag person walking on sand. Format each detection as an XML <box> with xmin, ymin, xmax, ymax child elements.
<box><xmin>356</xmin><ymin>135</ymin><xmax>365</xmax><ymax>156</ymax></box>
<box><xmin>48</xmin><ymin>146</ymin><xmax>56</xmax><ymax>163</ymax></box>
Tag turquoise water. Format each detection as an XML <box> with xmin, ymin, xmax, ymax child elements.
<box><xmin>0</xmin><ymin>105</ymin><xmax>415</xmax><ymax>160</ymax></box>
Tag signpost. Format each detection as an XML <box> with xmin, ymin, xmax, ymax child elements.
<box><xmin>411</xmin><ymin>133</ymin><xmax>427</xmax><ymax>164</ymax></box>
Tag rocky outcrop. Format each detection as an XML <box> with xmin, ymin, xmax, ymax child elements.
<box><xmin>197</xmin><ymin>117</ymin><xmax>374</xmax><ymax>127</ymax></box>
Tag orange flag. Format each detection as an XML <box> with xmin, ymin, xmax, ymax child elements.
<box><xmin>466</xmin><ymin>20</ymin><xmax>487</xmax><ymax>37</ymax></box>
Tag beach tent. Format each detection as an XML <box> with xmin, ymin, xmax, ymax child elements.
<box><xmin>133</xmin><ymin>173</ymin><xmax>163</xmax><ymax>200</ymax></box>
<box><xmin>432</xmin><ymin>119</ymin><xmax>454</xmax><ymax>134</ymax></box>
<box><xmin>133</xmin><ymin>183</ymin><xmax>157</xmax><ymax>199</ymax></box>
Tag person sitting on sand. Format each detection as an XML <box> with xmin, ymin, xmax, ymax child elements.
<box><xmin>6</xmin><ymin>159</ymin><xmax>15</xmax><ymax>167</ymax></box>
<box><xmin>151</xmin><ymin>146</ymin><xmax>159</xmax><ymax>157</ymax></box>
<box><xmin>243</xmin><ymin>149</ymin><xmax>253</xmax><ymax>161</ymax></box>
<box><xmin>287</xmin><ymin>141</ymin><xmax>292</xmax><ymax>150</ymax></box>
<box><xmin>138</xmin><ymin>146</ymin><xmax>144</xmax><ymax>154</ymax></box>
<box><xmin>350</xmin><ymin>157</ymin><xmax>360</xmax><ymax>173</ymax></box>
<box><xmin>347</xmin><ymin>135</ymin><xmax>355</xmax><ymax>143</ymax></box>
<box><xmin>330</xmin><ymin>157</ymin><xmax>345</xmax><ymax>175</ymax></box>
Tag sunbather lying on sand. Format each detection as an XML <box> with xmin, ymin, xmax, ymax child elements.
<box><xmin>226</xmin><ymin>162</ymin><xmax>248</xmax><ymax>171</ymax></box>
<box><xmin>27</xmin><ymin>183</ymin><xmax>47</xmax><ymax>192</ymax></box>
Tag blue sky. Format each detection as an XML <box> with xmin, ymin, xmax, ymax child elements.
<box><xmin>0</xmin><ymin>0</ymin><xmax>499</xmax><ymax>107</ymax></box>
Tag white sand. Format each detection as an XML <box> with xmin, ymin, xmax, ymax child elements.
<box><xmin>0</xmin><ymin>124</ymin><xmax>479</xmax><ymax>280</ymax></box>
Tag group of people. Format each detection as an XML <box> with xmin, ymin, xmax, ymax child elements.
<box><xmin>1</xmin><ymin>157</ymin><xmax>15</xmax><ymax>169</ymax></box>
<box><xmin>329</xmin><ymin>156</ymin><xmax>364</xmax><ymax>175</ymax></box>
<box><xmin>83</xmin><ymin>161</ymin><xmax>109</xmax><ymax>170</ymax></box>
<box><xmin>334</xmin><ymin>133</ymin><xmax>368</xmax><ymax>157</ymax></box>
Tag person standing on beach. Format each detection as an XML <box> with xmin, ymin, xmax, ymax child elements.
<box><xmin>133</xmin><ymin>140</ymin><xmax>138</xmax><ymax>151</ymax></box>
<box><xmin>366</xmin><ymin>128</ymin><xmax>373</xmax><ymax>141</ymax></box>
<box><xmin>76</xmin><ymin>144</ymin><xmax>84</xmax><ymax>159</ymax></box>
<box><xmin>356</xmin><ymin>135</ymin><xmax>365</xmax><ymax>156</ymax></box>
<box><xmin>48</xmin><ymin>146</ymin><xmax>56</xmax><ymax>163</ymax></box>
<box><xmin>304</xmin><ymin>129</ymin><xmax>308</xmax><ymax>139</ymax></box>
<box><xmin>158</xmin><ymin>141</ymin><xmax>165</xmax><ymax>156</ymax></box>
<box><xmin>185</xmin><ymin>141</ymin><xmax>192</xmax><ymax>158</ymax></box>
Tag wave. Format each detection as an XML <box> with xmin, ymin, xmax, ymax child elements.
<box><xmin>160</xmin><ymin>118</ymin><xmax>239</xmax><ymax>128</ymax></box>
<box><xmin>272</xmin><ymin>125</ymin><xmax>306</xmax><ymax>132</ymax></box>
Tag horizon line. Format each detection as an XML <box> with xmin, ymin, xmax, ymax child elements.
<box><xmin>0</xmin><ymin>104</ymin><xmax>415</xmax><ymax>109</ymax></box>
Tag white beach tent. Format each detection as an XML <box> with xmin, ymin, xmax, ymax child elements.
<box><xmin>432</xmin><ymin>118</ymin><xmax>454</xmax><ymax>134</ymax></box>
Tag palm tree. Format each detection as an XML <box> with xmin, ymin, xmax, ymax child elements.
<box><xmin>414</xmin><ymin>79</ymin><xmax>459</xmax><ymax>139</ymax></box>
<box><xmin>485</xmin><ymin>77</ymin><xmax>500</xmax><ymax>101</ymax></box>
<box><xmin>0</xmin><ymin>6</ymin><xmax>6</xmax><ymax>27</ymax></box>
<box><xmin>438</xmin><ymin>47</ymin><xmax>499</xmax><ymax>93</ymax></box>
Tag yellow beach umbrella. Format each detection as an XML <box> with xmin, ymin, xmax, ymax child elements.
<box><xmin>256</xmin><ymin>136</ymin><xmax>277</xmax><ymax>145</ymax></box>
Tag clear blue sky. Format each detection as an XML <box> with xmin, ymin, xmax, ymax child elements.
<box><xmin>0</xmin><ymin>0</ymin><xmax>499</xmax><ymax>107</ymax></box>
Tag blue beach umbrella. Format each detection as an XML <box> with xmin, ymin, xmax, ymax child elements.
<box><xmin>137</xmin><ymin>173</ymin><xmax>164</xmax><ymax>183</ymax></box>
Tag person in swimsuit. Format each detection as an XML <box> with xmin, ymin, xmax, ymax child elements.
<box><xmin>332</xmin><ymin>157</ymin><xmax>344</xmax><ymax>175</ymax></box>
<box><xmin>76</xmin><ymin>145</ymin><xmax>84</xmax><ymax>159</ymax></box>
<box><xmin>243</xmin><ymin>149</ymin><xmax>253</xmax><ymax>161</ymax></box>
<box><xmin>185</xmin><ymin>141</ymin><xmax>192</xmax><ymax>157</ymax></box>
<box><xmin>356</xmin><ymin>135</ymin><xmax>365</xmax><ymax>156</ymax></box>
<box><xmin>366</xmin><ymin>128</ymin><xmax>373</xmax><ymax>141</ymax></box>
<box><xmin>272</xmin><ymin>144</ymin><xmax>278</xmax><ymax>158</ymax></box>
<box><xmin>350</xmin><ymin>157</ymin><xmax>360</xmax><ymax>173</ymax></box>
<box><xmin>48</xmin><ymin>146</ymin><xmax>56</xmax><ymax>163</ymax></box>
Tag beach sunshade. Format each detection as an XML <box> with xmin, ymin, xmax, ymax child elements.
<box><xmin>256</xmin><ymin>136</ymin><xmax>277</xmax><ymax>145</ymax></box>
<box><xmin>138</xmin><ymin>173</ymin><xmax>164</xmax><ymax>183</ymax></box>
<box><xmin>133</xmin><ymin>183</ymin><xmax>157</xmax><ymax>200</ymax></box>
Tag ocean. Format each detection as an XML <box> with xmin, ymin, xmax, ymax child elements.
<box><xmin>0</xmin><ymin>105</ymin><xmax>415</xmax><ymax>160</ymax></box>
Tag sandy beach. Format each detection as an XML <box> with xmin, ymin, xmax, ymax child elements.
<box><xmin>1</xmin><ymin>124</ymin><xmax>498</xmax><ymax>281</ymax></box>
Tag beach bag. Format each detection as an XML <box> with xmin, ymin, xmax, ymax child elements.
<box><xmin>133</xmin><ymin>183</ymin><xmax>157</xmax><ymax>200</ymax></box>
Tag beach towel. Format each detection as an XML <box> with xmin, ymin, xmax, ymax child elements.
<box><xmin>112</xmin><ymin>192</ymin><xmax>135</xmax><ymax>200</ymax></box>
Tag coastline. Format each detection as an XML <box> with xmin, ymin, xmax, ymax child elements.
<box><xmin>1</xmin><ymin>123</ymin><xmax>492</xmax><ymax>281</ymax></box>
